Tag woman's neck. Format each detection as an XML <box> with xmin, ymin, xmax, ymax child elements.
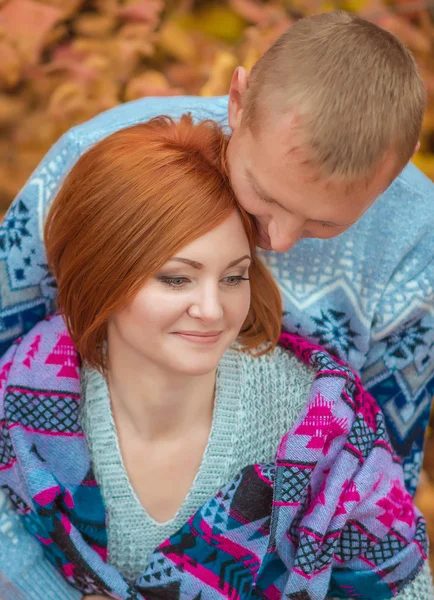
<box><xmin>106</xmin><ymin>343</ymin><xmax>216</xmax><ymax>443</ymax></box>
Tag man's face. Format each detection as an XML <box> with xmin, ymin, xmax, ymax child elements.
<box><xmin>226</xmin><ymin>117</ymin><xmax>396</xmax><ymax>252</ymax></box>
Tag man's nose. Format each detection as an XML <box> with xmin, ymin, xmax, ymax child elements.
<box><xmin>268</xmin><ymin>217</ymin><xmax>304</xmax><ymax>253</ymax></box>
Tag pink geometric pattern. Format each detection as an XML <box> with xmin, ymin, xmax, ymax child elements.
<box><xmin>376</xmin><ymin>479</ymin><xmax>415</xmax><ymax>529</ymax></box>
<box><xmin>23</xmin><ymin>334</ymin><xmax>41</xmax><ymax>369</ymax></box>
<box><xmin>335</xmin><ymin>480</ymin><xmax>361</xmax><ymax>516</ymax></box>
<box><xmin>294</xmin><ymin>393</ymin><xmax>348</xmax><ymax>455</ymax></box>
<box><xmin>0</xmin><ymin>318</ymin><xmax>428</xmax><ymax>600</ymax></box>
<box><xmin>0</xmin><ymin>361</ymin><xmax>12</xmax><ymax>390</ymax></box>
<box><xmin>45</xmin><ymin>332</ymin><xmax>80</xmax><ymax>379</ymax></box>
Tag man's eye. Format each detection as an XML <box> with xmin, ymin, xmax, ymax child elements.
<box><xmin>320</xmin><ymin>222</ymin><xmax>335</xmax><ymax>228</ymax></box>
<box><xmin>158</xmin><ymin>276</ymin><xmax>190</xmax><ymax>288</ymax></box>
<box><xmin>259</xmin><ymin>195</ymin><xmax>273</xmax><ymax>205</ymax></box>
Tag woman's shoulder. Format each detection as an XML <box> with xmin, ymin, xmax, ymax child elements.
<box><xmin>218</xmin><ymin>344</ymin><xmax>316</xmax><ymax>467</ymax></box>
<box><xmin>237</xmin><ymin>343</ymin><xmax>316</xmax><ymax>388</ymax></box>
<box><xmin>231</xmin><ymin>343</ymin><xmax>316</xmax><ymax>417</ymax></box>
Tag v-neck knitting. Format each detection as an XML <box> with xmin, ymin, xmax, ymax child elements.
<box><xmin>81</xmin><ymin>348</ymin><xmax>242</xmax><ymax>581</ymax></box>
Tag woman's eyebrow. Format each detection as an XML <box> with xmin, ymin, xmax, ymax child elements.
<box><xmin>227</xmin><ymin>255</ymin><xmax>251</xmax><ymax>268</ymax></box>
<box><xmin>168</xmin><ymin>255</ymin><xmax>251</xmax><ymax>270</ymax></box>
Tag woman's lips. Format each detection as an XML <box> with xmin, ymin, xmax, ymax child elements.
<box><xmin>172</xmin><ymin>331</ymin><xmax>222</xmax><ymax>344</ymax></box>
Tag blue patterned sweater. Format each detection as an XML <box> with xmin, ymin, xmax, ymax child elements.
<box><xmin>0</xmin><ymin>95</ymin><xmax>433</xmax><ymax>598</ymax></box>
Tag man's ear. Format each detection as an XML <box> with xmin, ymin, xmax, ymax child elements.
<box><xmin>228</xmin><ymin>66</ymin><xmax>248</xmax><ymax>131</ymax></box>
<box><xmin>414</xmin><ymin>140</ymin><xmax>421</xmax><ymax>154</ymax></box>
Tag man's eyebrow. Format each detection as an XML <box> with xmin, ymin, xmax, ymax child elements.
<box><xmin>169</xmin><ymin>255</ymin><xmax>251</xmax><ymax>270</ymax></box>
<box><xmin>246</xmin><ymin>170</ymin><xmax>284</xmax><ymax>208</ymax></box>
<box><xmin>310</xmin><ymin>218</ymin><xmax>341</xmax><ymax>227</ymax></box>
<box><xmin>311</xmin><ymin>218</ymin><xmax>356</xmax><ymax>227</ymax></box>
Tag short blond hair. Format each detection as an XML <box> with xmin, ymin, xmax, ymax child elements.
<box><xmin>243</xmin><ymin>11</ymin><xmax>426</xmax><ymax>179</ymax></box>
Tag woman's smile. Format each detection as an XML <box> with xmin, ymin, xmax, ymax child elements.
<box><xmin>172</xmin><ymin>330</ymin><xmax>223</xmax><ymax>344</ymax></box>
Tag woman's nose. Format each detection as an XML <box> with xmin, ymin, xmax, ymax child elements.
<box><xmin>187</xmin><ymin>287</ymin><xmax>224</xmax><ymax>323</ymax></box>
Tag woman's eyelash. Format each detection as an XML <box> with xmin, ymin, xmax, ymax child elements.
<box><xmin>158</xmin><ymin>276</ymin><xmax>189</xmax><ymax>288</ymax></box>
<box><xmin>158</xmin><ymin>275</ymin><xmax>250</xmax><ymax>289</ymax></box>
<box><xmin>223</xmin><ymin>276</ymin><xmax>250</xmax><ymax>287</ymax></box>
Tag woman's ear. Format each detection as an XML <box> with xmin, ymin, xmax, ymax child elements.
<box><xmin>228</xmin><ymin>66</ymin><xmax>248</xmax><ymax>131</ymax></box>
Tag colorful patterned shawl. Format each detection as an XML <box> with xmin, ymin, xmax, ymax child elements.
<box><xmin>0</xmin><ymin>315</ymin><xmax>427</xmax><ymax>599</ymax></box>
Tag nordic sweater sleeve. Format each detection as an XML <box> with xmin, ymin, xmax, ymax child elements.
<box><xmin>0</xmin><ymin>489</ymin><xmax>82</xmax><ymax>600</ymax></box>
<box><xmin>361</xmin><ymin>235</ymin><xmax>434</xmax><ymax>494</ymax></box>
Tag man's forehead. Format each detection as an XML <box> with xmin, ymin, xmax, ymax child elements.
<box><xmin>247</xmin><ymin>129</ymin><xmax>376</xmax><ymax>197</ymax></box>
<box><xmin>249</xmin><ymin>126</ymin><xmax>324</xmax><ymax>188</ymax></box>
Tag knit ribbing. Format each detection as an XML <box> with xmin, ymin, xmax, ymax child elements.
<box><xmin>328</xmin><ymin>562</ymin><xmax>434</xmax><ymax>599</ymax></box>
<box><xmin>81</xmin><ymin>345</ymin><xmax>315</xmax><ymax>581</ymax></box>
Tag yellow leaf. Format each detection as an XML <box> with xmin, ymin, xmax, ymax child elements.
<box><xmin>411</xmin><ymin>153</ymin><xmax>434</xmax><ymax>179</ymax></box>
<box><xmin>176</xmin><ymin>6</ymin><xmax>245</xmax><ymax>43</ymax></box>
<box><xmin>242</xmin><ymin>46</ymin><xmax>261</xmax><ymax>75</ymax></box>
<box><xmin>158</xmin><ymin>20</ymin><xmax>196</xmax><ymax>63</ymax></box>
<box><xmin>200</xmin><ymin>50</ymin><xmax>238</xmax><ymax>97</ymax></box>
<box><xmin>319</xmin><ymin>2</ymin><xmax>339</xmax><ymax>13</ymax></box>
<box><xmin>339</xmin><ymin>0</ymin><xmax>371</xmax><ymax>12</ymax></box>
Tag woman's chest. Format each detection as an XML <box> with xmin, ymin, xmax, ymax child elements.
<box><xmin>119</xmin><ymin>431</ymin><xmax>210</xmax><ymax>523</ymax></box>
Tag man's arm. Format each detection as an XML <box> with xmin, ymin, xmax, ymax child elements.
<box><xmin>361</xmin><ymin>244</ymin><xmax>434</xmax><ymax>496</ymax></box>
<box><xmin>0</xmin><ymin>489</ymin><xmax>82</xmax><ymax>600</ymax></box>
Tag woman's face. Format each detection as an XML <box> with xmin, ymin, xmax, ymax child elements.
<box><xmin>108</xmin><ymin>211</ymin><xmax>252</xmax><ymax>377</ymax></box>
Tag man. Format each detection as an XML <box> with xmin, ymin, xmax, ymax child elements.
<box><xmin>0</xmin><ymin>11</ymin><xmax>432</xmax><ymax>501</ymax></box>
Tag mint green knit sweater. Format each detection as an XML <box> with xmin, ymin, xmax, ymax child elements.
<box><xmin>81</xmin><ymin>346</ymin><xmax>433</xmax><ymax>598</ymax></box>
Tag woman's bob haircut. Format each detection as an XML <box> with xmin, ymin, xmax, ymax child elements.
<box><xmin>45</xmin><ymin>114</ymin><xmax>282</xmax><ymax>371</ymax></box>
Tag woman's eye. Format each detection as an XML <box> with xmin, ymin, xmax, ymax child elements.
<box><xmin>159</xmin><ymin>276</ymin><xmax>190</xmax><ymax>288</ymax></box>
<box><xmin>222</xmin><ymin>275</ymin><xmax>250</xmax><ymax>287</ymax></box>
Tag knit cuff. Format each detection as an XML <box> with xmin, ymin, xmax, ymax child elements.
<box><xmin>14</xmin><ymin>560</ymin><xmax>83</xmax><ymax>600</ymax></box>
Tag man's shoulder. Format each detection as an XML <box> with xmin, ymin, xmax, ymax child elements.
<box><xmin>375</xmin><ymin>162</ymin><xmax>434</xmax><ymax>221</ymax></box>
<box><xmin>65</xmin><ymin>95</ymin><xmax>229</xmax><ymax>150</ymax></box>
<box><xmin>341</xmin><ymin>161</ymin><xmax>434</xmax><ymax>250</ymax></box>
<box><xmin>396</xmin><ymin>161</ymin><xmax>434</xmax><ymax>200</ymax></box>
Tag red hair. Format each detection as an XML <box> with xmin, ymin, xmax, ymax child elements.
<box><xmin>45</xmin><ymin>115</ymin><xmax>282</xmax><ymax>371</ymax></box>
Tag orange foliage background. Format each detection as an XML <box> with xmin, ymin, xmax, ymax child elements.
<box><xmin>0</xmin><ymin>0</ymin><xmax>434</xmax><ymax>209</ymax></box>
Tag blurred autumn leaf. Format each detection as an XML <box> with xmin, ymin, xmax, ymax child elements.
<box><xmin>0</xmin><ymin>0</ymin><xmax>433</xmax><ymax>208</ymax></box>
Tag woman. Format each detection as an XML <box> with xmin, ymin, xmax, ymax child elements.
<box><xmin>0</xmin><ymin>115</ymin><xmax>431</xmax><ymax>600</ymax></box>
